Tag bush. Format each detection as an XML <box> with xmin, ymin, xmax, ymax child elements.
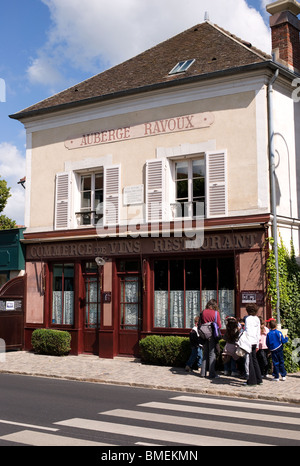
<box><xmin>283</xmin><ymin>341</ymin><xmax>300</xmax><ymax>373</ymax></box>
<box><xmin>266</xmin><ymin>237</ymin><xmax>300</xmax><ymax>373</ymax></box>
<box><xmin>31</xmin><ymin>329</ymin><xmax>71</xmax><ymax>356</ymax></box>
<box><xmin>139</xmin><ymin>335</ymin><xmax>191</xmax><ymax>367</ymax></box>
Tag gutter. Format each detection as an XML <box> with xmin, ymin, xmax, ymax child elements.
<box><xmin>267</xmin><ymin>67</ymin><xmax>281</xmax><ymax>327</ymax></box>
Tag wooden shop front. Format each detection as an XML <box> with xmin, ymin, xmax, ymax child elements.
<box><xmin>24</xmin><ymin>224</ymin><xmax>268</xmax><ymax>358</ymax></box>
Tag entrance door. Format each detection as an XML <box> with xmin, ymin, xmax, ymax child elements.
<box><xmin>83</xmin><ymin>262</ymin><xmax>101</xmax><ymax>354</ymax></box>
<box><xmin>118</xmin><ymin>261</ymin><xmax>142</xmax><ymax>356</ymax></box>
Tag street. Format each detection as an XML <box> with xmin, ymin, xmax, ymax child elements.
<box><xmin>0</xmin><ymin>373</ymin><xmax>299</xmax><ymax>449</ymax></box>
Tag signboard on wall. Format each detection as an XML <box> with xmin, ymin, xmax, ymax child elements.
<box><xmin>65</xmin><ymin>112</ymin><xmax>215</xmax><ymax>149</ymax></box>
<box><xmin>241</xmin><ymin>291</ymin><xmax>264</xmax><ymax>306</ymax></box>
<box><xmin>27</xmin><ymin>231</ymin><xmax>265</xmax><ymax>260</ymax></box>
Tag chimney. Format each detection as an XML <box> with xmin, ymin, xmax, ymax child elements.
<box><xmin>267</xmin><ymin>0</ymin><xmax>300</xmax><ymax>73</ymax></box>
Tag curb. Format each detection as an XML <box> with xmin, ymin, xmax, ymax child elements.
<box><xmin>1</xmin><ymin>368</ymin><xmax>300</xmax><ymax>405</ymax></box>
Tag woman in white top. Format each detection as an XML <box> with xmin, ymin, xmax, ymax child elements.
<box><xmin>244</xmin><ymin>304</ymin><xmax>263</xmax><ymax>386</ymax></box>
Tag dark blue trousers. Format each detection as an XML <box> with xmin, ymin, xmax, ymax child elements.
<box><xmin>271</xmin><ymin>345</ymin><xmax>287</xmax><ymax>378</ymax></box>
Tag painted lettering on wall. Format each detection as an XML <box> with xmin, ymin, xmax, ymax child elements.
<box><xmin>65</xmin><ymin>112</ymin><xmax>214</xmax><ymax>150</ymax></box>
<box><xmin>27</xmin><ymin>232</ymin><xmax>259</xmax><ymax>260</ymax></box>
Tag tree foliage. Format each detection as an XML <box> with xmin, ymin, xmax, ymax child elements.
<box><xmin>0</xmin><ymin>176</ymin><xmax>16</xmax><ymax>229</ymax></box>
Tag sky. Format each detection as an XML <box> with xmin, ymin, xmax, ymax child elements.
<box><xmin>0</xmin><ymin>0</ymin><xmax>272</xmax><ymax>226</ymax></box>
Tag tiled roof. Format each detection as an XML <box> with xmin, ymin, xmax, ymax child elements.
<box><xmin>10</xmin><ymin>21</ymin><xmax>271</xmax><ymax>120</ymax></box>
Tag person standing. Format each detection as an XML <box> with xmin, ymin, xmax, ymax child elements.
<box><xmin>199</xmin><ymin>299</ymin><xmax>222</xmax><ymax>379</ymax></box>
<box><xmin>244</xmin><ymin>304</ymin><xmax>263</xmax><ymax>386</ymax></box>
<box><xmin>257</xmin><ymin>317</ymin><xmax>269</xmax><ymax>378</ymax></box>
<box><xmin>185</xmin><ymin>316</ymin><xmax>203</xmax><ymax>372</ymax></box>
<box><xmin>266</xmin><ymin>319</ymin><xmax>289</xmax><ymax>381</ymax></box>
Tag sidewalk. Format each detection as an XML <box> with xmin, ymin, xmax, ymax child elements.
<box><xmin>1</xmin><ymin>351</ymin><xmax>300</xmax><ymax>404</ymax></box>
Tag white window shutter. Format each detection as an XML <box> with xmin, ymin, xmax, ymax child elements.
<box><xmin>206</xmin><ymin>150</ymin><xmax>227</xmax><ymax>218</ymax></box>
<box><xmin>55</xmin><ymin>172</ymin><xmax>71</xmax><ymax>230</ymax></box>
<box><xmin>146</xmin><ymin>159</ymin><xmax>166</xmax><ymax>222</ymax></box>
<box><xmin>104</xmin><ymin>165</ymin><xmax>120</xmax><ymax>226</ymax></box>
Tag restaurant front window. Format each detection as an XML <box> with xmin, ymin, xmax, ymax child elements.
<box><xmin>154</xmin><ymin>257</ymin><xmax>235</xmax><ymax>329</ymax></box>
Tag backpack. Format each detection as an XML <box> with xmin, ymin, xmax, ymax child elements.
<box><xmin>198</xmin><ymin>322</ymin><xmax>213</xmax><ymax>341</ymax></box>
<box><xmin>211</xmin><ymin>311</ymin><xmax>221</xmax><ymax>340</ymax></box>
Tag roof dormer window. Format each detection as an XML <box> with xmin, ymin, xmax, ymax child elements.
<box><xmin>169</xmin><ymin>59</ymin><xmax>195</xmax><ymax>75</ymax></box>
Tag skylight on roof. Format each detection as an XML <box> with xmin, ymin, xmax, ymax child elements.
<box><xmin>169</xmin><ymin>59</ymin><xmax>195</xmax><ymax>75</ymax></box>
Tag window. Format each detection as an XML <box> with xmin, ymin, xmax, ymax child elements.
<box><xmin>154</xmin><ymin>258</ymin><xmax>235</xmax><ymax>329</ymax></box>
<box><xmin>120</xmin><ymin>276</ymin><xmax>141</xmax><ymax>330</ymax></box>
<box><xmin>77</xmin><ymin>172</ymin><xmax>103</xmax><ymax>226</ymax></box>
<box><xmin>52</xmin><ymin>264</ymin><xmax>74</xmax><ymax>325</ymax></box>
<box><xmin>146</xmin><ymin>150</ymin><xmax>226</xmax><ymax>222</ymax></box>
<box><xmin>173</xmin><ymin>158</ymin><xmax>205</xmax><ymax>218</ymax></box>
<box><xmin>169</xmin><ymin>59</ymin><xmax>195</xmax><ymax>75</ymax></box>
<box><xmin>84</xmin><ymin>262</ymin><xmax>101</xmax><ymax>329</ymax></box>
<box><xmin>118</xmin><ymin>261</ymin><xmax>141</xmax><ymax>331</ymax></box>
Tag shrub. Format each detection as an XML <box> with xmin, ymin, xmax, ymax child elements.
<box><xmin>31</xmin><ymin>329</ymin><xmax>71</xmax><ymax>356</ymax></box>
<box><xmin>139</xmin><ymin>335</ymin><xmax>190</xmax><ymax>367</ymax></box>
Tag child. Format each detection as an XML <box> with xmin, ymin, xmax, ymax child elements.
<box><xmin>257</xmin><ymin>317</ymin><xmax>269</xmax><ymax>378</ymax></box>
<box><xmin>185</xmin><ymin>316</ymin><xmax>203</xmax><ymax>372</ymax></box>
<box><xmin>222</xmin><ymin>317</ymin><xmax>241</xmax><ymax>376</ymax></box>
<box><xmin>266</xmin><ymin>320</ymin><xmax>288</xmax><ymax>381</ymax></box>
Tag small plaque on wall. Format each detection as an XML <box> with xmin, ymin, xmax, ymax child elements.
<box><xmin>241</xmin><ymin>291</ymin><xmax>264</xmax><ymax>306</ymax></box>
<box><xmin>123</xmin><ymin>185</ymin><xmax>144</xmax><ymax>205</ymax></box>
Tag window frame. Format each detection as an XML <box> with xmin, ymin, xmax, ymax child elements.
<box><xmin>153</xmin><ymin>257</ymin><xmax>235</xmax><ymax>330</ymax></box>
<box><xmin>169</xmin><ymin>59</ymin><xmax>195</xmax><ymax>75</ymax></box>
<box><xmin>51</xmin><ymin>263</ymin><xmax>75</xmax><ymax>327</ymax></box>
<box><xmin>76</xmin><ymin>170</ymin><xmax>104</xmax><ymax>227</ymax></box>
<box><xmin>83</xmin><ymin>262</ymin><xmax>102</xmax><ymax>329</ymax></box>
<box><xmin>172</xmin><ymin>155</ymin><xmax>206</xmax><ymax>219</ymax></box>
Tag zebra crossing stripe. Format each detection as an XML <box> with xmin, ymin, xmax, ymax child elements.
<box><xmin>171</xmin><ymin>396</ymin><xmax>300</xmax><ymax>414</ymax></box>
<box><xmin>100</xmin><ymin>409</ymin><xmax>300</xmax><ymax>442</ymax></box>
<box><xmin>55</xmin><ymin>417</ymin><xmax>271</xmax><ymax>446</ymax></box>
<box><xmin>0</xmin><ymin>429</ymin><xmax>116</xmax><ymax>446</ymax></box>
<box><xmin>138</xmin><ymin>402</ymin><xmax>299</xmax><ymax>426</ymax></box>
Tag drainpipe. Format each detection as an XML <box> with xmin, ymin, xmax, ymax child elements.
<box><xmin>267</xmin><ymin>68</ymin><xmax>281</xmax><ymax>327</ymax></box>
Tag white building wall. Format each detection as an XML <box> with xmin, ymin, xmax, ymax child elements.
<box><xmin>273</xmin><ymin>85</ymin><xmax>300</xmax><ymax>254</ymax></box>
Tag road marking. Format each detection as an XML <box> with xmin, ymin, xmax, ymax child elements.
<box><xmin>139</xmin><ymin>402</ymin><xmax>299</xmax><ymax>426</ymax></box>
<box><xmin>100</xmin><ymin>409</ymin><xmax>300</xmax><ymax>442</ymax></box>
<box><xmin>55</xmin><ymin>418</ymin><xmax>271</xmax><ymax>446</ymax></box>
<box><xmin>135</xmin><ymin>442</ymin><xmax>162</xmax><ymax>446</ymax></box>
<box><xmin>0</xmin><ymin>419</ymin><xmax>58</xmax><ymax>432</ymax></box>
<box><xmin>171</xmin><ymin>396</ymin><xmax>300</xmax><ymax>414</ymax></box>
<box><xmin>0</xmin><ymin>429</ymin><xmax>115</xmax><ymax>446</ymax></box>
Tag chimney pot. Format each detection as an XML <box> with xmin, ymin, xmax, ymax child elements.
<box><xmin>267</xmin><ymin>0</ymin><xmax>300</xmax><ymax>16</ymax></box>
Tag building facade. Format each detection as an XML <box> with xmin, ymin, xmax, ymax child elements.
<box><xmin>10</xmin><ymin>0</ymin><xmax>300</xmax><ymax>357</ymax></box>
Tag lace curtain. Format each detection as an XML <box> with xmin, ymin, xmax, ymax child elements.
<box><xmin>154</xmin><ymin>289</ymin><xmax>235</xmax><ymax>329</ymax></box>
<box><xmin>121</xmin><ymin>278</ymin><xmax>140</xmax><ymax>329</ymax></box>
<box><xmin>86</xmin><ymin>279</ymin><xmax>100</xmax><ymax>328</ymax></box>
<box><xmin>155</xmin><ymin>290</ymin><xmax>200</xmax><ymax>328</ymax></box>
<box><xmin>52</xmin><ymin>291</ymin><xmax>74</xmax><ymax>325</ymax></box>
<box><xmin>219</xmin><ymin>289</ymin><xmax>235</xmax><ymax>327</ymax></box>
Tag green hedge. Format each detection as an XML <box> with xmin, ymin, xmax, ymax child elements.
<box><xmin>139</xmin><ymin>335</ymin><xmax>191</xmax><ymax>367</ymax></box>
<box><xmin>31</xmin><ymin>329</ymin><xmax>71</xmax><ymax>356</ymax></box>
